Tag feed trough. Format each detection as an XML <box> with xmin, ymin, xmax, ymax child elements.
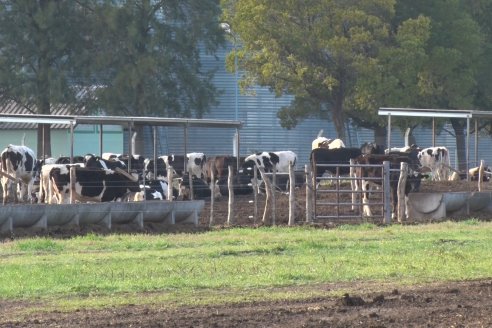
<box><xmin>0</xmin><ymin>200</ymin><xmax>204</xmax><ymax>235</ymax></box>
<box><xmin>407</xmin><ymin>191</ymin><xmax>492</xmax><ymax>220</ymax></box>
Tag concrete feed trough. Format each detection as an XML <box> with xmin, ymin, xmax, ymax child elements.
<box><xmin>0</xmin><ymin>200</ymin><xmax>204</xmax><ymax>234</ymax></box>
<box><xmin>407</xmin><ymin>191</ymin><xmax>492</xmax><ymax>220</ymax></box>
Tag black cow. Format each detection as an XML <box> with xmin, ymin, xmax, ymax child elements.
<box><xmin>50</xmin><ymin>166</ymin><xmax>142</xmax><ymax>203</ymax></box>
<box><xmin>354</xmin><ymin>150</ymin><xmax>422</xmax><ymax>218</ymax></box>
<box><xmin>178</xmin><ymin>175</ymin><xmax>220</xmax><ymax>200</ymax></box>
<box><xmin>217</xmin><ymin>173</ymin><xmax>253</xmax><ymax>196</ymax></box>
<box><xmin>360</xmin><ymin>142</ymin><xmax>385</xmax><ymax>155</ymax></box>
<box><xmin>309</xmin><ymin>147</ymin><xmax>362</xmax><ymax>177</ymax></box>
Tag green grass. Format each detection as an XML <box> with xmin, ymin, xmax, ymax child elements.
<box><xmin>1</xmin><ymin>220</ymin><xmax>491</xmax><ymax>313</ymax></box>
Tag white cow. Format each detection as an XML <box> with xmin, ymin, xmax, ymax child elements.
<box><xmin>311</xmin><ymin>137</ymin><xmax>345</xmax><ymax>150</ymax></box>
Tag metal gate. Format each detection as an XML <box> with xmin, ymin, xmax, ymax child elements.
<box><xmin>312</xmin><ymin>162</ymin><xmax>391</xmax><ymax>223</ymax></box>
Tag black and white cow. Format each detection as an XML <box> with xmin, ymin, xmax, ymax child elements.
<box><xmin>242</xmin><ymin>151</ymin><xmax>297</xmax><ymax>177</ymax></box>
<box><xmin>417</xmin><ymin>146</ymin><xmax>450</xmax><ymax>181</ymax></box>
<box><xmin>143</xmin><ymin>179</ymin><xmax>178</xmax><ymax>200</ymax></box>
<box><xmin>84</xmin><ymin>154</ymin><xmax>127</xmax><ymax>171</ymax></box>
<box><xmin>144</xmin><ymin>156</ymin><xmax>176</xmax><ymax>180</ymax></box>
<box><xmin>0</xmin><ymin>144</ymin><xmax>41</xmax><ymax>204</ymax></box>
<box><xmin>50</xmin><ymin>166</ymin><xmax>142</xmax><ymax>203</ymax></box>
<box><xmin>187</xmin><ymin>152</ymin><xmax>206</xmax><ymax>178</ymax></box>
<box><xmin>55</xmin><ymin>156</ymin><xmax>85</xmax><ymax>164</ymax></box>
<box><xmin>39</xmin><ymin>163</ymin><xmax>83</xmax><ymax>204</ymax></box>
<box><xmin>354</xmin><ymin>150</ymin><xmax>423</xmax><ymax>218</ymax></box>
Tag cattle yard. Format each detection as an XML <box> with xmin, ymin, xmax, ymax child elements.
<box><xmin>2</xmin><ymin>110</ymin><xmax>492</xmax><ymax>236</ymax></box>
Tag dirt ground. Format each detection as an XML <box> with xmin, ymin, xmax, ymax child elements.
<box><xmin>2</xmin><ymin>179</ymin><xmax>492</xmax><ymax>327</ymax></box>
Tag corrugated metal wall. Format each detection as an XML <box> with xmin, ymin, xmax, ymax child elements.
<box><xmin>131</xmin><ymin>42</ymin><xmax>492</xmax><ymax>170</ymax></box>
<box><xmin>138</xmin><ymin>44</ymin><xmax>344</xmax><ymax>167</ymax></box>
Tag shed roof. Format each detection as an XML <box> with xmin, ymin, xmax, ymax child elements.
<box><xmin>0</xmin><ymin>113</ymin><xmax>242</xmax><ymax>129</ymax></box>
<box><xmin>378</xmin><ymin>107</ymin><xmax>492</xmax><ymax>119</ymax></box>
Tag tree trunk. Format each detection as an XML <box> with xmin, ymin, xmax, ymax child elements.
<box><xmin>331</xmin><ymin>94</ymin><xmax>346</xmax><ymax>140</ymax></box>
<box><xmin>374</xmin><ymin>126</ymin><xmax>387</xmax><ymax>148</ymax></box>
<box><xmin>36</xmin><ymin>93</ymin><xmax>52</xmax><ymax>158</ymax></box>
<box><xmin>451</xmin><ymin>118</ymin><xmax>466</xmax><ymax>172</ymax></box>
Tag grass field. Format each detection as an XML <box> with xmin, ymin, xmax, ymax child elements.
<box><xmin>1</xmin><ymin>220</ymin><xmax>491</xmax><ymax>311</ymax></box>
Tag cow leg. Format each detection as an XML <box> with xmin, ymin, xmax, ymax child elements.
<box><xmin>362</xmin><ymin>180</ymin><xmax>373</xmax><ymax>217</ymax></box>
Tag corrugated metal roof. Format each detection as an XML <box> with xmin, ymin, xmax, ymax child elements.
<box><xmin>0</xmin><ymin>97</ymin><xmax>87</xmax><ymax>129</ymax></box>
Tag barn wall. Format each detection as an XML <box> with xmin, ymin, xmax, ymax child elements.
<box><xmin>0</xmin><ymin>126</ymin><xmax>123</xmax><ymax>158</ymax></box>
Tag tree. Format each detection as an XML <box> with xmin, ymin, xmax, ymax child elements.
<box><xmin>394</xmin><ymin>0</ymin><xmax>484</xmax><ymax>170</ymax></box>
<box><xmin>221</xmin><ymin>0</ymin><xmax>430</xmax><ymax>141</ymax></box>
<box><xmin>86</xmin><ymin>0</ymin><xmax>225</xmax><ymax>154</ymax></box>
<box><xmin>0</xmin><ymin>1</ymin><xmax>91</xmax><ymax>157</ymax></box>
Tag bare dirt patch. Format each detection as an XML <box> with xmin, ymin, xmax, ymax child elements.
<box><xmin>2</xmin><ymin>279</ymin><xmax>491</xmax><ymax>327</ymax></box>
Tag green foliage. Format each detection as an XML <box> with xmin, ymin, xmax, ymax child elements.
<box><xmin>88</xmin><ymin>0</ymin><xmax>224</xmax><ymax>119</ymax></box>
<box><xmin>222</xmin><ymin>0</ymin><xmax>433</xmax><ymax>136</ymax></box>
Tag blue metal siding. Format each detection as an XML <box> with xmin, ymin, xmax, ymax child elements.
<box><xmin>134</xmin><ymin>42</ymin><xmax>492</xmax><ymax>170</ymax></box>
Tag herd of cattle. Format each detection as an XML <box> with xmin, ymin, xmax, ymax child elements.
<box><xmin>0</xmin><ymin>138</ymin><xmax>488</xmax><ymax>219</ymax></box>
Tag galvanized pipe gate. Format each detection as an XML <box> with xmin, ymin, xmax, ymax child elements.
<box><xmin>312</xmin><ymin>161</ymin><xmax>392</xmax><ymax>223</ymax></box>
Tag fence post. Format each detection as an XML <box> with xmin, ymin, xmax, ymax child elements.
<box><xmin>250</xmin><ymin>167</ymin><xmax>258</xmax><ymax>224</ymax></box>
<box><xmin>383</xmin><ymin>161</ymin><xmax>391</xmax><ymax>224</ymax></box>
<box><xmin>227</xmin><ymin>165</ymin><xmax>235</xmax><ymax>225</ymax></box>
<box><xmin>188</xmin><ymin>170</ymin><xmax>194</xmax><ymax>201</ymax></box>
<box><xmin>167</xmin><ymin>166</ymin><xmax>174</xmax><ymax>201</ymax></box>
<box><xmin>70</xmin><ymin>166</ymin><xmax>76</xmax><ymax>204</ymax></box>
<box><xmin>397</xmin><ymin>162</ymin><xmax>408</xmax><ymax>223</ymax></box>
<box><xmin>478</xmin><ymin>159</ymin><xmax>485</xmax><ymax>192</ymax></box>
<box><xmin>257</xmin><ymin>166</ymin><xmax>273</xmax><ymax>225</ymax></box>
<box><xmin>288</xmin><ymin>161</ymin><xmax>295</xmax><ymax>226</ymax></box>
<box><xmin>272</xmin><ymin>164</ymin><xmax>276</xmax><ymax>226</ymax></box>
<box><xmin>209</xmin><ymin>167</ymin><xmax>215</xmax><ymax>226</ymax></box>
<box><xmin>305</xmin><ymin>164</ymin><xmax>313</xmax><ymax>223</ymax></box>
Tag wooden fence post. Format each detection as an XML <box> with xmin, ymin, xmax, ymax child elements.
<box><xmin>252</xmin><ymin>167</ymin><xmax>258</xmax><ymax>224</ymax></box>
<box><xmin>397</xmin><ymin>161</ymin><xmax>408</xmax><ymax>223</ymax></box>
<box><xmin>188</xmin><ymin>170</ymin><xmax>194</xmax><ymax>201</ymax></box>
<box><xmin>288</xmin><ymin>161</ymin><xmax>295</xmax><ymax>226</ymax></box>
<box><xmin>478</xmin><ymin>160</ymin><xmax>485</xmax><ymax>192</ymax></box>
<box><xmin>271</xmin><ymin>164</ymin><xmax>276</xmax><ymax>226</ymax></box>
<box><xmin>227</xmin><ymin>165</ymin><xmax>235</xmax><ymax>225</ymax></box>
<box><xmin>305</xmin><ymin>164</ymin><xmax>313</xmax><ymax>223</ymax></box>
<box><xmin>383</xmin><ymin>161</ymin><xmax>391</xmax><ymax>224</ymax></box>
<box><xmin>209</xmin><ymin>168</ymin><xmax>215</xmax><ymax>226</ymax></box>
<box><xmin>167</xmin><ymin>166</ymin><xmax>174</xmax><ymax>201</ymax></box>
